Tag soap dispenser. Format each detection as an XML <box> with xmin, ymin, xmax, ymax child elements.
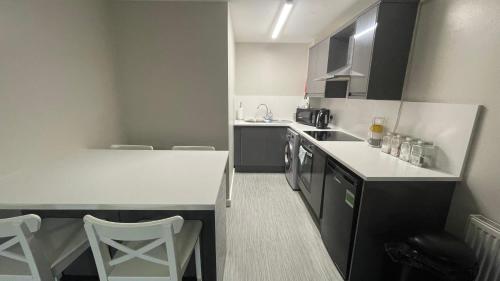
<box><xmin>237</xmin><ymin>102</ymin><xmax>244</xmax><ymax>120</ymax></box>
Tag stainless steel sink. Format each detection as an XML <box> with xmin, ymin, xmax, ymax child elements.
<box><xmin>270</xmin><ymin>120</ymin><xmax>293</xmax><ymax>124</ymax></box>
<box><xmin>243</xmin><ymin>119</ymin><xmax>293</xmax><ymax>124</ymax></box>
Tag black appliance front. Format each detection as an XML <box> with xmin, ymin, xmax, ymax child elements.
<box><xmin>321</xmin><ymin>160</ymin><xmax>361</xmax><ymax>280</ymax></box>
<box><xmin>296</xmin><ymin>108</ymin><xmax>320</xmax><ymax>127</ymax></box>
<box><xmin>304</xmin><ymin>131</ymin><xmax>363</xmax><ymax>142</ymax></box>
<box><xmin>297</xmin><ymin>138</ymin><xmax>314</xmax><ymax>194</ymax></box>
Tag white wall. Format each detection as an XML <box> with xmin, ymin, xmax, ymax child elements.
<box><xmin>0</xmin><ymin>0</ymin><xmax>123</xmax><ymax>176</ymax></box>
<box><xmin>111</xmin><ymin>1</ymin><xmax>229</xmax><ymax>150</ymax></box>
<box><xmin>234</xmin><ymin>43</ymin><xmax>308</xmax><ymax>120</ymax></box>
<box><xmin>403</xmin><ymin>0</ymin><xmax>500</xmax><ymax>236</ymax></box>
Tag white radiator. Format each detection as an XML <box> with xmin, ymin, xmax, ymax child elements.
<box><xmin>465</xmin><ymin>215</ymin><xmax>500</xmax><ymax>281</ymax></box>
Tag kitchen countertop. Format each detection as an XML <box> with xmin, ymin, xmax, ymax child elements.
<box><xmin>0</xmin><ymin>149</ymin><xmax>229</xmax><ymax>210</ymax></box>
<box><xmin>234</xmin><ymin>120</ymin><xmax>460</xmax><ymax>182</ymax></box>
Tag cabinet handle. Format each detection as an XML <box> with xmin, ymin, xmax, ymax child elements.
<box><xmin>334</xmin><ymin>176</ymin><xmax>342</xmax><ymax>184</ymax></box>
<box><xmin>345</xmin><ymin>190</ymin><xmax>355</xmax><ymax>209</ymax></box>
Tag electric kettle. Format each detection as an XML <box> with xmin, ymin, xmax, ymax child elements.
<box><xmin>315</xmin><ymin>109</ymin><xmax>330</xmax><ymax>129</ymax></box>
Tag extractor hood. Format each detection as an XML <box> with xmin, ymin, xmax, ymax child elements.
<box><xmin>314</xmin><ymin>65</ymin><xmax>364</xmax><ymax>81</ymax></box>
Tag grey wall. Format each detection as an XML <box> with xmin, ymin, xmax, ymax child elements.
<box><xmin>111</xmin><ymin>1</ymin><xmax>229</xmax><ymax>150</ymax></box>
<box><xmin>403</xmin><ymin>0</ymin><xmax>500</xmax><ymax>235</ymax></box>
<box><xmin>0</xmin><ymin>0</ymin><xmax>123</xmax><ymax>176</ymax></box>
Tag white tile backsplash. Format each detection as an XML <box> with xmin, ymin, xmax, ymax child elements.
<box><xmin>316</xmin><ymin>98</ymin><xmax>402</xmax><ymax>139</ymax></box>
<box><xmin>233</xmin><ymin>96</ymin><xmax>479</xmax><ymax>176</ymax></box>
<box><xmin>234</xmin><ymin>95</ymin><xmax>305</xmax><ymax>121</ymax></box>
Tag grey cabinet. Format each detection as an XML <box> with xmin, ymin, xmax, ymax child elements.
<box><xmin>364</xmin><ymin>1</ymin><xmax>418</xmax><ymax>100</ymax></box>
<box><xmin>325</xmin><ymin>80</ymin><xmax>349</xmax><ymax>98</ymax></box>
<box><xmin>234</xmin><ymin>126</ymin><xmax>287</xmax><ymax>172</ymax></box>
<box><xmin>310</xmin><ymin>145</ymin><xmax>327</xmax><ymax>219</ymax></box>
<box><xmin>306</xmin><ymin>38</ymin><xmax>330</xmax><ymax>97</ymax></box>
<box><xmin>317</xmin><ymin>157</ymin><xmax>456</xmax><ymax>281</ymax></box>
<box><xmin>324</xmin><ymin>1</ymin><xmax>418</xmax><ymax>100</ymax></box>
<box><xmin>349</xmin><ymin>6</ymin><xmax>378</xmax><ymax>97</ymax></box>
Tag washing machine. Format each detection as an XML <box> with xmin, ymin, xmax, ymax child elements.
<box><xmin>285</xmin><ymin>128</ymin><xmax>300</xmax><ymax>190</ymax></box>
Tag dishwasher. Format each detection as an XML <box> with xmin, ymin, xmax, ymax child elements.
<box><xmin>320</xmin><ymin>159</ymin><xmax>362</xmax><ymax>280</ymax></box>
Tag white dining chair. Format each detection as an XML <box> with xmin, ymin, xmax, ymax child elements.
<box><xmin>83</xmin><ymin>215</ymin><xmax>202</xmax><ymax>281</ymax></box>
<box><xmin>0</xmin><ymin>214</ymin><xmax>89</xmax><ymax>281</ymax></box>
<box><xmin>110</xmin><ymin>145</ymin><xmax>154</xmax><ymax>150</ymax></box>
<box><xmin>171</xmin><ymin>146</ymin><xmax>215</xmax><ymax>151</ymax></box>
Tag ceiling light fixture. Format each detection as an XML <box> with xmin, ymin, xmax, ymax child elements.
<box><xmin>271</xmin><ymin>0</ymin><xmax>294</xmax><ymax>40</ymax></box>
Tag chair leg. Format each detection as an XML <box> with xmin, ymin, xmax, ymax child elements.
<box><xmin>195</xmin><ymin>237</ymin><xmax>202</xmax><ymax>281</ymax></box>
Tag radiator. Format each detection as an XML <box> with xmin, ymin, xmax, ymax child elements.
<box><xmin>465</xmin><ymin>215</ymin><xmax>500</xmax><ymax>281</ymax></box>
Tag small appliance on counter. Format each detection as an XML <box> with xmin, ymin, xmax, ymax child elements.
<box><xmin>296</xmin><ymin>108</ymin><xmax>331</xmax><ymax>128</ymax></box>
<box><xmin>296</xmin><ymin>108</ymin><xmax>320</xmax><ymax>127</ymax></box>
<box><xmin>316</xmin><ymin>108</ymin><xmax>331</xmax><ymax>129</ymax></box>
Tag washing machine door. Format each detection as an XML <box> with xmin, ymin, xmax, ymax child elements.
<box><xmin>284</xmin><ymin>141</ymin><xmax>292</xmax><ymax>171</ymax></box>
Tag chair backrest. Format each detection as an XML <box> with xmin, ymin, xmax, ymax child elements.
<box><xmin>0</xmin><ymin>214</ymin><xmax>52</xmax><ymax>281</ymax></box>
<box><xmin>171</xmin><ymin>146</ymin><xmax>215</xmax><ymax>151</ymax></box>
<box><xmin>110</xmin><ymin>145</ymin><xmax>154</xmax><ymax>150</ymax></box>
<box><xmin>83</xmin><ymin>215</ymin><xmax>184</xmax><ymax>281</ymax></box>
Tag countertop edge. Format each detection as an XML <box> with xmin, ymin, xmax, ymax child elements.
<box><xmin>0</xmin><ymin>204</ymin><xmax>217</xmax><ymax>211</ymax></box>
<box><xmin>233</xmin><ymin>120</ymin><xmax>461</xmax><ymax>182</ymax></box>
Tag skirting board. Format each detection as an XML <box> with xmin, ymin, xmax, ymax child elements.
<box><xmin>227</xmin><ymin>168</ymin><xmax>235</xmax><ymax>207</ymax></box>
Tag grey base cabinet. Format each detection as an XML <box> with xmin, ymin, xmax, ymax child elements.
<box><xmin>348</xmin><ymin>180</ymin><xmax>455</xmax><ymax>281</ymax></box>
<box><xmin>234</xmin><ymin>126</ymin><xmax>287</xmax><ymax>172</ymax></box>
<box><xmin>318</xmin><ymin>157</ymin><xmax>456</xmax><ymax>281</ymax></box>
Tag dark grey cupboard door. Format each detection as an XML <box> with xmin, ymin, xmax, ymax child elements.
<box><xmin>309</xmin><ymin>146</ymin><xmax>327</xmax><ymax>219</ymax></box>
<box><xmin>240</xmin><ymin>127</ymin><xmax>268</xmax><ymax>167</ymax></box>
<box><xmin>235</xmin><ymin>126</ymin><xmax>287</xmax><ymax>172</ymax></box>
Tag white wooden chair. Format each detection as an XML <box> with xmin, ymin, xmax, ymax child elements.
<box><xmin>171</xmin><ymin>146</ymin><xmax>215</xmax><ymax>151</ymax></box>
<box><xmin>83</xmin><ymin>215</ymin><xmax>202</xmax><ymax>281</ymax></box>
<box><xmin>0</xmin><ymin>214</ymin><xmax>89</xmax><ymax>281</ymax></box>
<box><xmin>110</xmin><ymin>145</ymin><xmax>154</xmax><ymax>150</ymax></box>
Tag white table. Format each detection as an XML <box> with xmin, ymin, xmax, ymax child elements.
<box><xmin>0</xmin><ymin>149</ymin><xmax>228</xmax><ymax>281</ymax></box>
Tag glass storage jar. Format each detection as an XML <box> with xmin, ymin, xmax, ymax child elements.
<box><xmin>390</xmin><ymin>134</ymin><xmax>403</xmax><ymax>157</ymax></box>
<box><xmin>367</xmin><ymin>117</ymin><xmax>385</xmax><ymax>148</ymax></box>
<box><xmin>381</xmin><ymin>132</ymin><xmax>393</xmax><ymax>154</ymax></box>
<box><xmin>410</xmin><ymin>141</ymin><xmax>435</xmax><ymax>167</ymax></box>
<box><xmin>399</xmin><ymin>137</ymin><xmax>414</xmax><ymax>162</ymax></box>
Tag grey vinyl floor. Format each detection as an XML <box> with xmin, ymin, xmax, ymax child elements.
<box><xmin>223</xmin><ymin>173</ymin><xmax>342</xmax><ymax>281</ymax></box>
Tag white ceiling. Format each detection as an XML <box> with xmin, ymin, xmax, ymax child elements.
<box><xmin>229</xmin><ymin>0</ymin><xmax>362</xmax><ymax>43</ymax></box>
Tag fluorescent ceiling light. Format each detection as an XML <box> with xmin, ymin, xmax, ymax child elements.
<box><xmin>353</xmin><ymin>23</ymin><xmax>378</xmax><ymax>39</ymax></box>
<box><xmin>271</xmin><ymin>1</ymin><xmax>293</xmax><ymax>40</ymax></box>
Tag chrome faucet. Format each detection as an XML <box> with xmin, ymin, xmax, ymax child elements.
<box><xmin>256</xmin><ymin>103</ymin><xmax>273</xmax><ymax>122</ymax></box>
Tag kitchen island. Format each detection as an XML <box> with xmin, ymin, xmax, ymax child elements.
<box><xmin>0</xmin><ymin>149</ymin><xmax>229</xmax><ymax>281</ymax></box>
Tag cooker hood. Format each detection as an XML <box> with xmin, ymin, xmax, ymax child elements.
<box><xmin>314</xmin><ymin>65</ymin><xmax>364</xmax><ymax>81</ymax></box>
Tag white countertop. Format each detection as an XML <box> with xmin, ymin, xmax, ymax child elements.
<box><xmin>235</xmin><ymin>120</ymin><xmax>460</xmax><ymax>182</ymax></box>
<box><xmin>0</xmin><ymin>150</ymin><xmax>229</xmax><ymax>210</ymax></box>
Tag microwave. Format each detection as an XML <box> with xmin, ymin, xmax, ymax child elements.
<box><xmin>296</xmin><ymin>108</ymin><xmax>320</xmax><ymax>127</ymax></box>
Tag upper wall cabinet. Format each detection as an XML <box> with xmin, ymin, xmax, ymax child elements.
<box><xmin>306</xmin><ymin>38</ymin><xmax>329</xmax><ymax>97</ymax></box>
<box><xmin>307</xmin><ymin>1</ymin><xmax>419</xmax><ymax>100</ymax></box>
